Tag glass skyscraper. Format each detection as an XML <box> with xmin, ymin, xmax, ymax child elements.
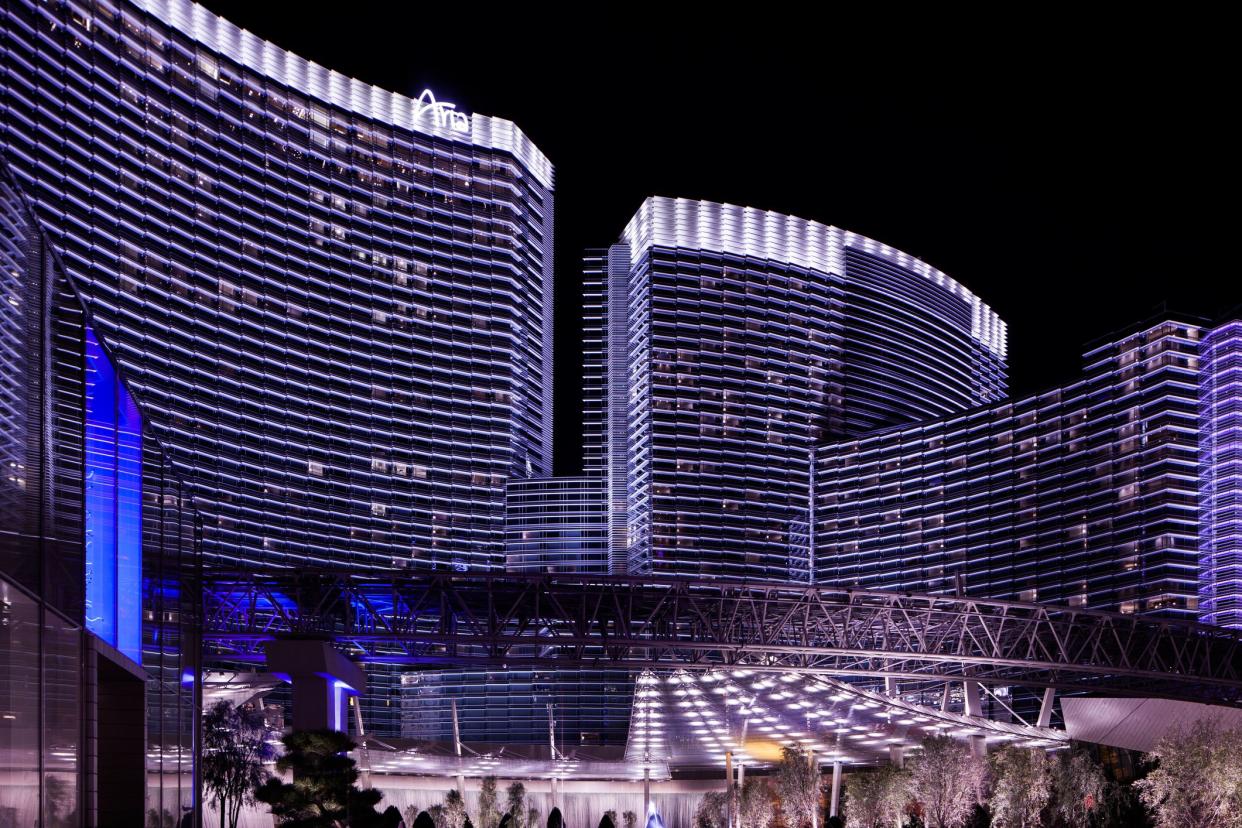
<box><xmin>0</xmin><ymin>0</ymin><xmax>554</xmax><ymax>573</ymax></box>
<box><xmin>584</xmin><ymin>197</ymin><xmax>1008</xmax><ymax>580</ymax></box>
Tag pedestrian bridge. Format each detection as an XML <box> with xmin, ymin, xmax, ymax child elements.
<box><xmin>201</xmin><ymin>569</ymin><xmax>1242</xmax><ymax>704</ymax></box>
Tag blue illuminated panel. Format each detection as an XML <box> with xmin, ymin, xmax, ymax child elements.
<box><xmin>84</xmin><ymin>324</ymin><xmax>142</xmax><ymax>663</ymax></box>
<box><xmin>85</xmin><ymin>326</ymin><xmax>118</xmax><ymax>647</ymax></box>
<box><xmin>116</xmin><ymin>385</ymin><xmax>143</xmax><ymax>662</ymax></box>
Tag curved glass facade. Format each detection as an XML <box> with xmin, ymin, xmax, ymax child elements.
<box><xmin>1200</xmin><ymin>321</ymin><xmax>1242</xmax><ymax>627</ymax></box>
<box><xmin>0</xmin><ymin>0</ymin><xmax>554</xmax><ymax>572</ymax></box>
<box><xmin>594</xmin><ymin>197</ymin><xmax>1007</xmax><ymax>580</ymax></box>
<box><xmin>504</xmin><ymin>476</ymin><xmax>610</xmax><ymax>573</ymax></box>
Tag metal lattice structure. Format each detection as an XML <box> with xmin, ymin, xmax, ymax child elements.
<box><xmin>201</xmin><ymin>570</ymin><xmax>1242</xmax><ymax>704</ymax></box>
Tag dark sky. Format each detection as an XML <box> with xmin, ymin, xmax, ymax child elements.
<box><xmin>199</xmin><ymin>4</ymin><xmax>1234</xmax><ymax>474</ymax></box>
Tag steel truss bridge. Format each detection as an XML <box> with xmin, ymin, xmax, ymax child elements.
<box><xmin>200</xmin><ymin>570</ymin><xmax>1242</xmax><ymax>704</ymax></box>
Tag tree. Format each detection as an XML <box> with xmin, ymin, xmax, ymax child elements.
<box><xmin>145</xmin><ymin>808</ymin><xmax>176</xmax><ymax>828</ymax></box>
<box><xmin>962</xmin><ymin>805</ymin><xmax>990</xmax><ymax>828</ymax></box>
<box><xmin>740</xmin><ymin>777</ymin><xmax>776</xmax><ymax>828</ymax></box>
<box><xmin>1047</xmin><ymin>749</ymin><xmax>1106</xmax><ymax>827</ymax></box>
<box><xmin>988</xmin><ymin>747</ymin><xmax>1052</xmax><ymax>828</ymax></box>
<box><xmin>844</xmin><ymin>766</ymin><xmax>909</xmax><ymax>828</ymax></box>
<box><xmin>603</xmin><ymin>810</ymin><xmax>619</xmax><ymax>828</ymax></box>
<box><xmin>253</xmin><ymin>729</ymin><xmax>400</xmax><ymax>827</ymax></box>
<box><xmin>776</xmin><ymin>746</ymin><xmax>822</xmax><ymax>828</ymax></box>
<box><xmin>1096</xmin><ymin>778</ymin><xmax>1151</xmax><ymax>828</ymax></box>
<box><xmin>527</xmin><ymin>807</ymin><xmax>541</xmax><ymax>828</ymax></box>
<box><xmin>442</xmin><ymin>789</ymin><xmax>469</xmax><ymax>828</ymax></box>
<box><xmin>695</xmin><ymin>791</ymin><xmax>730</xmax><ymax>828</ymax></box>
<box><xmin>1136</xmin><ymin>720</ymin><xmax>1242</xmax><ymax>828</ymax></box>
<box><xmin>908</xmin><ymin>736</ymin><xmax>986</xmax><ymax>828</ymax></box>
<box><xmin>202</xmin><ymin>700</ymin><xmax>276</xmax><ymax>828</ymax></box>
<box><xmin>477</xmin><ymin>777</ymin><xmax>501</xmax><ymax>828</ymax></box>
<box><xmin>507</xmin><ymin>782</ymin><xmax>529</xmax><ymax>828</ymax></box>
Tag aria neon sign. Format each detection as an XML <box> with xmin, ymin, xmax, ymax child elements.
<box><xmin>414</xmin><ymin>88</ymin><xmax>470</xmax><ymax>134</ymax></box>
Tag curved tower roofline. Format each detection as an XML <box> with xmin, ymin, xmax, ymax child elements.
<box><xmin>621</xmin><ymin>195</ymin><xmax>1007</xmax><ymax>358</ymax></box>
<box><xmin>135</xmin><ymin>0</ymin><xmax>554</xmax><ymax>189</ymax></box>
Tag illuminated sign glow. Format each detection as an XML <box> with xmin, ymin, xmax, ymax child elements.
<box><xmin>414</xmin><ymin>88</ymin><xmax>470</xmax><ymax>134</ymax></box>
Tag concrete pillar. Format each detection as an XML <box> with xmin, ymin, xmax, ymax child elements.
<box><xmin>1037</xmin><ymin>687</ymin><xmax>1056</xmax><ymax>728</ymax></box>
<box><xmin>962</xmin><ymin>680</ymin><xmax>987</xmax><ymax>760</ymax></box>
<box><xmin>830</xmin><ymin>761</ymin><xmax>842</xmax><ymax>818</ymax></box>
<box><xmin>264</xmin><ymin>639</ymin><xmax>366</xmax><ymax>732</ymax></box>
<box><xmin>725</xmin><ymin>751</ymin><xmax>734</xmax><ymax>828</ymax></box>
<box><xmin>89</xmin><ymin>638</ymin><xmax>148</xmax><ymax>827</ymax></box>
<box><xmin>889</xmin><ymin>744</ymin><xmax>904</xmax><ymax>768</ymax></box>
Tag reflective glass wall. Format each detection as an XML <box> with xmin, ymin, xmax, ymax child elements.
<box><xmin>1</xmin><ymin>163</ymin><xmax>199</xmax><ymax>826</ymax></box>
<box><xmin>0</xmin><ymin>577</ymin><xmax>83</xmax><ymax>828</ymax></box>
<box><xmin>0</xmin><ymin>163</ymin><xmax>86</xmax><ymax>828</ymax></box>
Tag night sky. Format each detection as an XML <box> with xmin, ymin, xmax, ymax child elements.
<box><xmin>199</xmin><ymin>4</ymin><xmax>1234</xmax><ymax>474</ymax></box>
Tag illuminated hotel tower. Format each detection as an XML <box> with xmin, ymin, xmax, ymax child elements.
<box><xmin>0</xmin><ymin>0</ymin><xmax>555</xmax><ymax>571</ymax></box>
<box><xmin>587</xmin><ymin>197</ymin><xmax>1008</xmax><ymax>580</ymax></box>
<box><xmin>815</xmin><ymin>318</ymin><xmax>1207</xmax><ymax>619</ymax></box>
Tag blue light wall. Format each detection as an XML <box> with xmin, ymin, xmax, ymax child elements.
<box><xmin>84</xmin><ymin>324</ymin><xmax>143</xmax><ymax>663</ymax></box>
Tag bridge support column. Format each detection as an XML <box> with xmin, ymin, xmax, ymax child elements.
<box><xmin>1037</xmin><ymin>687</ymin><xmax>1056</xmax><ymax>728</ymax></box>
<box><xmin>885</xmin><ymin>678</ymin><xmax>904</xmax><ymax>768</ymax></box>
<box><xmin>962</xmin><ymin>680</ymin><xmax>986</xmax><ymax>760</ymax></box>
<box><xmin>830</xmin><ymin>761</ymin><xmax>842</xmax><ymax>818</ymax></box>
<box><xmin>264</xmin><ymin>639</ymin><xmax>365</xmax><ymax>733</ymax></box>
